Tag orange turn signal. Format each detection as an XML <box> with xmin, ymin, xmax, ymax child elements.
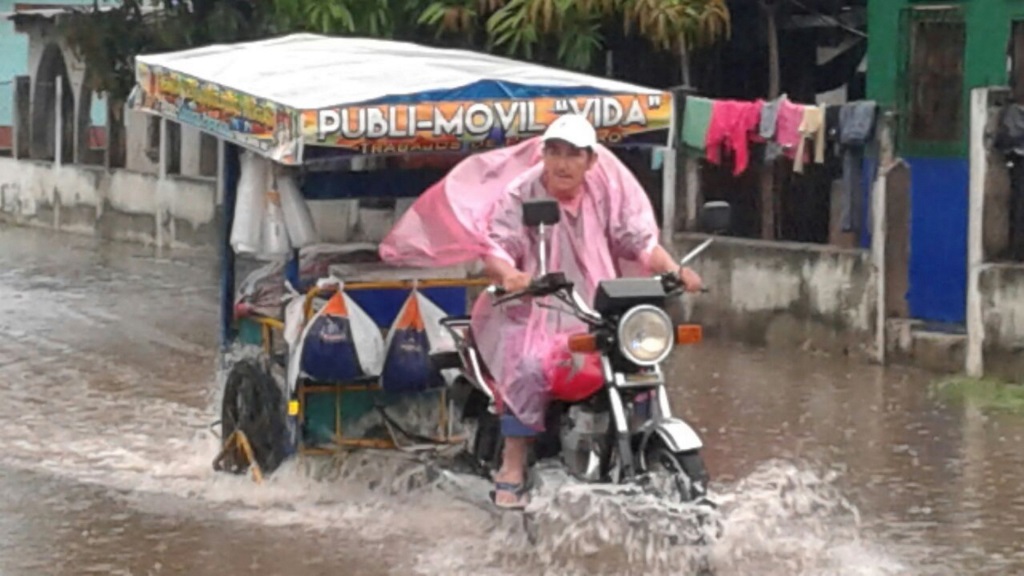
<box><xmin>675</xmin><ymin>324</ymin><xmax>702</xmax><ymax>345</ymax></box>
<box><xmin>568</xmin><ymin>334</ymin><xmax>598</xmax><ymax>353</ymax></box>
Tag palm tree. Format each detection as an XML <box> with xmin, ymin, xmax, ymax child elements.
<box><xmin>274</xmin><ymin>0</ymin><xmax>732</xmax><ymax>73</ymax></box>
<box><xmin>63</xmin><ymin>0</ymin><xmax>731</xmax><ymax>109</ymax></box>
<box><xmin>419</xmin><ymin>0</ymin><xmax>731</xmax><ymax>72</ymax></box>
<box><xmin>269</xmin><ymin>0</ymin><xmax>394</xmax><ymax>36</ymax></box>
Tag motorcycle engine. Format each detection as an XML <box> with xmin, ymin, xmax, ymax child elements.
<box><xmin>559</xmin><ymin>404</ymin><xmax>611</xmax><ymax>481</ymax></box>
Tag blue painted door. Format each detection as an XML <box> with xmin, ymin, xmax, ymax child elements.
<box><xmin>904</xmin><ymin>157</ymin><xmax>969</xmax><ymax>324</ymax></box>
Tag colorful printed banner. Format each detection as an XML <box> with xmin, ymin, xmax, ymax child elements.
<box><xmin>302</xmin><ymin>93</ymin><xmax>672</xmax><ymax>155</ymax></box>
<box><xmin>130</xmin><ymin>63</ymin><xmax>671</xmax><ymax>162</ymax></box>
<box><xmin>131</xmin><ymin>64</ymin><xmax>302</xmax><ymax>165</ymax></box>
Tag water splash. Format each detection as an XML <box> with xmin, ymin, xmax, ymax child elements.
<box><xmin>479</xmin><ymin>467</ymin><xmax>717</xmax><ymax>575</ymax></box>
<box><xmin>705</xmin><ymin>459</ymin><xmax>904</xmax><ymax>575</ymax></box>
<box><xmin>418</xmin><ymin>458</ymin><xmax>910</xmax><ymax>576</ymax></box>
<box><xmin>243</xmin><ymin>444</ymin><xmax>911</xmax><ymax>576</ymax></box>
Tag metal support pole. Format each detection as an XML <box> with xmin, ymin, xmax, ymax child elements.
<box><xmin>220</xmin><ymin>142</ymin><xmax>240</xmax><ymax>351</ymax></box>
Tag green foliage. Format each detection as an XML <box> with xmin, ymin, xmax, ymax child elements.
<box><xmin>272</xmin><ymin>0</ymin><xmax>394</xmax><ymax>36</ymax></box>
<box><xmin>60</xmin><ymin>2</ymin><xmax>154</xmax><ymax>104</ymax></box>
<box><xmin>468</xmin><ymin>0</ymin><xmax>731</xmax><ymax>70</ymax></box>
<box><xmin>60</xmin><ymin>0</ymin><xmax>731</xmax><ymax>103</ymax></box>
<box><xmin>933</xmin><ymin>376</ymin><xmax>1024</xmax><ymax>415</ymax></box>
<box><xmin>61</xmin><ymin>0</ymin><xmax>281</xmax><ymax>102</ymax></box>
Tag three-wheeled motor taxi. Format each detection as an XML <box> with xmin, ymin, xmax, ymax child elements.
<box><xmin>128</xmin><ymin>33</ymin><xmax>729</xmax><ymax>517</ymax></box>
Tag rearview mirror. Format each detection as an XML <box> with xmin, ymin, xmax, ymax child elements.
<box><xmin>523</xmin><ymin>198</ymin><xmax>561</xmax><ymax>227</ymax></box>
<box><xmin>699</xmin><ymin>201</ymin><xmax>731</xmax><ymax>234</ymax></box>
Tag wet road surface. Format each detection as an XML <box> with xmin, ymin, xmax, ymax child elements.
<box><xmin>0</xmin><ymin>223</ymin><xmax>1021</xmax><ymax>575</ymax></box>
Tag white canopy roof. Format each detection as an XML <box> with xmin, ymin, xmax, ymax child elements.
<box><xmin>134</xmin><ymin>33</ymin><xmax>665</xmax><ymax>110</ymax></box>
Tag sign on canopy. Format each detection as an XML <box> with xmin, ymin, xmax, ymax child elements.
<box><xmin>131</xmin><ymin>63</ymin><xmax>302</xmax><ymax>164</ymax></box>
<box><xmin>304</xmin><ymin>93</ymin><xmax>672</xmax><ymax>155</ymax></box>
<box><xmin>128</xmin><ymin>34</ymin><xmax>675</xmax><ymax>165</ymax></box>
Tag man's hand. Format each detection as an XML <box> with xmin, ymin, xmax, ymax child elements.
<box><xmin>502</xmin><ymin>270</ymin><xmax>532</xmax><ymax>293</ymax></box>
<box><xmin>483</xmin><ymin>256</ymin><xmax>531</xmax><ymax>294</ymax></box>
<box><xmin>679</xmin><ymin>266</ymin><xmax>703</xmax><ymax>293</ymax></box>
<box><xmin>647</xmin><ymin>246</ymin><xmax>704</xmax><ymax>293</ymax></box>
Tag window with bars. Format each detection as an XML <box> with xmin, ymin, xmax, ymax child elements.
<box><xmin>904</xmin><ymin>10</ymin><xmax>966</xmax><ymax>143</ymax></box>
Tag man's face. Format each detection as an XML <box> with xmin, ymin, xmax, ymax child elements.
<box><xmin>541</xmin><ymin>139</ymin><xmax>596</xmax><ymax>198</ymax></box>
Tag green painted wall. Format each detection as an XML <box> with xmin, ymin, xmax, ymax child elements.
<box><xmin>867</xmin><ymin>0</ymin><xmax>1024</xmax><ymax>157</ymax></box>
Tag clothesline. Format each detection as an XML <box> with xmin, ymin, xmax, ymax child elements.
<box><xmin>680</xmin><ymin>94</ymin><xmax>879</xmax><ymax>177</ymax></box>
<box><xmin>680</xmin><ymin>93</ymin><xmax>879</xmax><ymax>234</ymax></box>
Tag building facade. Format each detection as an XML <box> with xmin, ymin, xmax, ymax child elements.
<box><xmin>867</xmin><ymin>1</ymin><xmax>1024</xmax><ymax>327</ymax></box>
<box><xmin>0</xmin><ymin>0</ymin><xmax>110</xmax><ymax>153</ymax></box>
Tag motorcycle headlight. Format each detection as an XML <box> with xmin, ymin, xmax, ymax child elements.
<box><xmin>617</xmin><ymin>305</ymin><xmax>674</xmax><ymax>366</ymax></box>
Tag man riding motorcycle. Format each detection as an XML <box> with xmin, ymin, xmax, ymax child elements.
<box><xmin>469</xmin><ymin>114</ymin><xmax>704</xmax><ymax>509</ymax></box>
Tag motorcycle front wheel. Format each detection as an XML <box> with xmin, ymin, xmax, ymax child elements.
<box><xmin>644</xmin><ymin>445</ymin><xmax>709</xmax><ymax>503</ymax></box>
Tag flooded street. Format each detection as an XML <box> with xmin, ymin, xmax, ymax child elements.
<box><xmin>0</xmin><ymin>223</ymin><xmax>1021</xmax><ymax>575</ymax></box>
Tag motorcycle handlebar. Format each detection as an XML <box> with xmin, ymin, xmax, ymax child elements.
<box><xmin>489</xmin><ymin>272</ymin><xmax>574</xmax><ymax>305</ymax></box>
<box><xmin>662</xmin><ymin>237</ymin><xmax>717</xmax><ymax>295</ymax></box>
<box><xmin>488</xmin><ymin>284</ymin><xmax>522</xmax><ymax>304</ymax></box>
<box><xmin>659</xmin><ymin>271</ymin><xmax>710</xmax><ymax>296</ymax></box>
<box><xmin>492</xmin><ymin>273</ymin><xmax>707</xmax><ymax>307</ymax></box>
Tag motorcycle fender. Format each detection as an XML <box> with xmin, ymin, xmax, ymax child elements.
<box><xmin>639</xmin><ymin>417</ymin><xmax>703</xmax><ymax>455</ymax></box>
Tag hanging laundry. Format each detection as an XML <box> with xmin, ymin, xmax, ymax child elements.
<box><xmin>794</xmin><ymin>104</ymin><xmax>827</xmax><ymax>173</ymax></box>
<box><xmin>682</xmin><ymin>96</ymin><xmax>714</xmax><ymax>151</ymax></box>
<box><xmin>839</xmin><ymin>101</ymin><xmax>877</xmax><ymax>146</ymax></box>
<box><xmin>651</xmin><ymin>148</ymin><xmax>664</xmax><ymax>170</ymax></box>
<box><xmin>838</xmin><ymin>101</ymin><xmax>878</xmax><ymax>232</ymax></box>
<box><xmin>760</xmin><ymin>96</ymin><xmax>782</xmax><ymax>138</ymax></box>
<box><xmin>825</xmin><ymin>104</ymin><xmax>842</xmax><ymax>145</ymax></box>
<box><xmin>705</xmin><ymin>99</ymin><xmax>764</xmax><ymax>175</ymax></box>
<box><xmin>760</xmin><ymin>94</ymin><xmax>785</xmax><ymax>162</ymax></box>
<box><xmin>774</xmin><ymin>97</ymin><xmax>805</xmax><ymax>161</ymax></box>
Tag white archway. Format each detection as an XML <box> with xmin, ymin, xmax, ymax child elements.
<box><xmin>31</xmin><ymin>42</ymin><xmax>74</xmax><ymax>161</ymax></box>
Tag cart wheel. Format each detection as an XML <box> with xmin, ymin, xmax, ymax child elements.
<box><xmin>217</xmin><ymin>359</ymin><xmax>289</xmax><ymax>476</ymax></box>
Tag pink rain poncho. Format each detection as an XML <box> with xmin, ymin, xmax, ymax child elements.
<box><xmin>379</xmin><ymin>137</ymin><xmax>661</xmax><ymax>430</ymax></box>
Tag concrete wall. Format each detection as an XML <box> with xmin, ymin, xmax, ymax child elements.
<box><xmin>967</xmin><ymin>86</ymin><xmax>1024</xmax><ymax>380</ymax></box>
<box><xmin>0</xmin><ymin>152</ymin><xmax>883</xmax><ymax>357</ymax></box>
<box><xmin>121</xmin><ymin>110</ymin><xmax>222</xmax><ymax>177</ymax></box>
<box><xmin>976</xmin><ymin>264</ymin><xmax>1024</xmax><ymax>380</ymax></box>
<box><xmin>671</xmin><ymin>234</ymin><xmax>877</xmax><ymax>357</ymax></box>
<box><xmin>0</xmin><ymin>156</ymin><xmax>217</xmax><ymax>247</ymax></box>
<box><xmin>123</xmin><ymin>110</ymin><xmax>159</xmax><ymax>175</ymax></box>
<box><xmin>0</xmin><ymin>156</ymin><xmax>399</xmax><ymax>248</ymax></box>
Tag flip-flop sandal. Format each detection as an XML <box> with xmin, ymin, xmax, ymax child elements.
<box><xmin>489</xmin><ymin>481</ymin><xmax>530</xmax><ymax>510</ymax></box>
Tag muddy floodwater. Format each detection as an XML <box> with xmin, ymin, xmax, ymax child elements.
<box><xmin>0</xmin><ymin>224</ymin><xmax>1021</xmax><ymax>575</ymax></box>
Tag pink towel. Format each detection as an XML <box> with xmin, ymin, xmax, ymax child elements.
<box><xmin>705</xmin><ymin>99</ymin><xmax>764</xmax><ymax>175</ymax></box>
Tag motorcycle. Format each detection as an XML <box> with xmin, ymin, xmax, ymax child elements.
<box><xmin>431</xmin><ymin>198</ymin><xmax>731</xmax><ymax>505</ymax></box>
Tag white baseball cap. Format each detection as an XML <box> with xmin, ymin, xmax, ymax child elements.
<box><xmin>542</xmin><ymin>114</ymin><xmax>597</xmax><ymax>149</ymax></box>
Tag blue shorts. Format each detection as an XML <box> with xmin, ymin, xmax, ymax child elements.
<box><xmin>500</xmin><ymin>412</ymin><xmax>540</xmax><ymax>438</ymax></box>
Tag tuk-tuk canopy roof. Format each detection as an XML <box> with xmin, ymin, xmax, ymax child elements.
<box><xmin>135</xmin><ymin>33</ymin><xmax>663</xmax><ymax>110</ymax></box>
<box><xmin>130</xmin><ymin>33</ymin><xmax>673</xmax><ymax>165</ymax></box>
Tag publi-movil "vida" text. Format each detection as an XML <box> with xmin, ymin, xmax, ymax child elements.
<box><xmin>314</xmin><ymin>95</ymin><xmax>663</xmax><ymax>141</ymax></box>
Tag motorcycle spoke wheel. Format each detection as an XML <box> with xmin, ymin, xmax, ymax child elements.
<box><xmin>644</xmin><ymin>446</ymin><xmax>708</xmax><ymax>503</ymax></box>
